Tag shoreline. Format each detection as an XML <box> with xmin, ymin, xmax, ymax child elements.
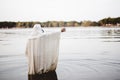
<box><xmin>0</xmin><ymin>26</ymin><xmax>120</xmax><ymax>30</ymax></box>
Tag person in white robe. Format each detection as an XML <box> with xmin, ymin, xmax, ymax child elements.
<box><xmin>26</xmin><ymin>24</ymin><xmax>65</xmax><ymax>75</ymax></box>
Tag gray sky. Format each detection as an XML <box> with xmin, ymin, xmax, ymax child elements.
<box><xmin>0</xmin><ymin>0</ymin><xmax>120</xmax><ymax>22</ymax></box>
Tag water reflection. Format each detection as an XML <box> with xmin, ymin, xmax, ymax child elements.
<box><xmin>28</xmin><ymin>71</ymin><xmax>58</xmax><ymax>80</ymax></box>
<box><xmin>102</xmin><ymin>29</ymin><xmax>120</xmax><ymax>36</ymax></box>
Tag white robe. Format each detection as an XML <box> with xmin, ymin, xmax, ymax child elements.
<box><xmin>26</xmin><ymin>31</ymin><xmax>60</xmax><ymax>75</ymax></box>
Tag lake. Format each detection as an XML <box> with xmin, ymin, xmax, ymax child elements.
<box><xmin>0</xmin><ymin>27</ymin><xmax>120</xmax><ymax>80</ymax></box>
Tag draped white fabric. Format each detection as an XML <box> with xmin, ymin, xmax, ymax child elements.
<box><xmin>26</xmin><ymin>24</ymin><xmax>60</xmax><ymax>75</ymax></box>
<box><xmin>26</xmin><ymin>32</ymin><xmax>60</xmax><ymax>74</ymax></box>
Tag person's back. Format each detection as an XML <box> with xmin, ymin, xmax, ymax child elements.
<box><xmin>26</xmin><ymin>24</ymin><xmax>61</xmax><ymax>75</ymax></box>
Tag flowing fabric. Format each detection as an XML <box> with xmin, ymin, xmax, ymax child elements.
<box><xmin>26</xmin><ymin>24</ymin><xmax>60</xmax><ymax>75</ymax></box>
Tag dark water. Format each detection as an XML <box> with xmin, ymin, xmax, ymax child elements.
<box><xmin>28</xmin><ymin>71</ymin><xmax>57</xmax><ymax>80</ymax></box>
<box><xmin>0</xmin><ymin>27</ymin><xmax>120</xmax><ymax>80</ymax></box>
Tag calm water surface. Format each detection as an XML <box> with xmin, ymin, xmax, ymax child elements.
<box><xmin>0</xmin><ymin>27</ymin><xmax>120</xmax><ymax>80</ymax></box>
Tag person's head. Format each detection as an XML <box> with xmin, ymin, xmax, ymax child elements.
<box><xmin>33</xmin><ymin>24</ymin><xmax>42</xmax><ymax>32</ymax></box>
<box><xmin>31</xmin><ymin>24</ymin><xmax>44</xmax><ymax>36</ymax></box>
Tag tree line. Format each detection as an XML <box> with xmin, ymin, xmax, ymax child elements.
<box><xmin>0</xmin><ymin>17</ymin><xmax>120</xmax><ymax>28</ymax></box>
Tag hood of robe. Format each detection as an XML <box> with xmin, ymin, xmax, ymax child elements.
<box><xmin>31</xmin><ymin>24</ymin><xmax>43</xmax><ymax>36</ymax></box>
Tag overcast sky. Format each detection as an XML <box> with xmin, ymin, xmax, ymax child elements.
<box><xmin>0</xmin><ymin>0</ymin><xmax>120</xmax><ymax>22</ymax></box>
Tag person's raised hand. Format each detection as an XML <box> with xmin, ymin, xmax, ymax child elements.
<box><xmin>61</xmin><ymin>27</ymin><xmax>66</xmax><ymax>32</ymax></box>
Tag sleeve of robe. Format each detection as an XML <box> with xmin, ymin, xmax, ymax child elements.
<box><xmin>25</xmin><ymin>32</ymin><xmax>60</xmax><ymax>75</ymax></box>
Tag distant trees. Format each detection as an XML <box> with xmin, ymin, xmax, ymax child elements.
<box><xmin>16</xmin><ymin>22</ymin><xmax>40</xmax><ymax>28</ymax></box>
<box><xmin>81</xmin><ymin>21</ymin><xmax>92</xmax><ymax>26</ymax></box>
<box><xmin>81</xmin><ymin>21</ymin><xmax>100</xmax><ymax>27</ymax></box>
<box><xmin>0</xmin><ymin>22</ymin><xmax>16</xmax><ymax>28</ymax></box>
<box><xmin>0</xmin><ymin>17</ymin><xmax>120</xmax><ymax>28</ymax></box>
<box><xmin>98</xmin><ymin>17</ymin><xmax>120</xmax><ymax>26</ymax></box>
<box><xmin>80</xmin><ymin>17</ymin><xmax>120</xmax><ymax>27</ymax></box>
<box><xmin>42</xmin><ymin>21</ymin><xmax>81</xmax><ymax>27</ymax></box>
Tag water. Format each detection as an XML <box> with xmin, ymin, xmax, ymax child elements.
<box><xmin>0</xmin><ymin>27</ymin><xmax>120</xmax><ymax>80</ymax></box>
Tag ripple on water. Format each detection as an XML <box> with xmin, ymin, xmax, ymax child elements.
<box><xmin>57</xmin><ymin>58</ymin><xmax>102</xmax><ymax>80</ymax></box>
<box><xmin>57</xmin><ymin>55</ymin><xmax>120</xmax><ymax>80</ymax></box>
